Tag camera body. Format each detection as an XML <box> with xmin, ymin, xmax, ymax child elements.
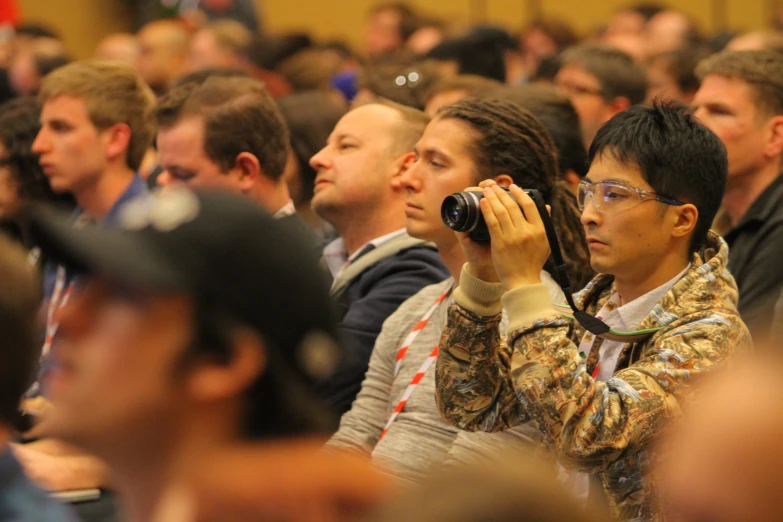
<box><xmin>441</xmin><ymin>187</ymin><xmax>543</xmax><ymax>242</ymax></box>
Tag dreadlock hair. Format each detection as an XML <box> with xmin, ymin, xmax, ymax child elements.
<box><xmin>436</xmin><ymin>98</ymin><xmax>592</xmax><ymax>288</ymax></box>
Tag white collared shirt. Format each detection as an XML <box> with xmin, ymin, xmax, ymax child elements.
<box><xmin>272</xmin><ymin>199</ymin><xmax>296</xmax><ymax>219</ymax></box>
<box><xmin>582</xmin><ymin>263</ymin><xmax>691</xmax><ymax>382</ymax></box>
<box><xmin>323</xmin><ymin>229</ymin><xmax>407</xmax><ymax>279</ymax></box>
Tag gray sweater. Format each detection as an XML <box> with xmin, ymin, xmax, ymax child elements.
<box><xmin>327</xmin><ymin>275</ymin><xmax>565</xmax><ymax>484</ymax></box>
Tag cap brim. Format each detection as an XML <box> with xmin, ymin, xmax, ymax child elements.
<box><xmin>30</xmin><ymin>207</ymin><xmax>190</xmax><ymax>291</ymax></box>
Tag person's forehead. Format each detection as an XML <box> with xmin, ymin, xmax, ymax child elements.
<box><xmin>41</xmin><ymin>95</ymin><xmax>90</xmax><ymax>120</ymax></box>
<box><xmin>557</xmin><ymin>63</ymin><xmax>601</xmax><ymax>86</ymax></box>
<box><xmin>335</xmin><ymin>104</ymin><xmax>399</xmax><ymax>137</ymax></box>
<box><xmin>696</xmin><ymin>75</ymin><xmax>757</xmax><ymax>107</ymax></box>
<box><xmin>157</xmin><ymin>116</ymin><xmax>209</xmax><ymax>161</ymax></box>
<box><xmin>586</xmin><ymin>152</ymin><xmax>651</xmax><ymax>189</ymax></box>
<box><xmin>418</xmin><ymin>117</ymin><xmax>473</xmax><ymax>156</ymax></box>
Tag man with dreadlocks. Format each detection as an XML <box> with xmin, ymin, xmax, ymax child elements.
<box><xmin>326</xmin><ymin>98</ymin><xmax>591</xmax><ymax>484</ymax></box>
<box><xmin>435</xmin><ymin>101</ymin><xmax>751</xmax><ymax>521</ymax></box>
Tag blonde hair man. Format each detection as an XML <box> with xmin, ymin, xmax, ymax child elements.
<box><xmin>14</xmin><ymin>60</ymin><xmax>156</xmax><ymax>494</ymax></box>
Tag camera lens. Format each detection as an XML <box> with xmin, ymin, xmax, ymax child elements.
<box><xmin>441</xmin><ymin>192</ymin><xmax>479</xmax><ymax>232</ymax></box>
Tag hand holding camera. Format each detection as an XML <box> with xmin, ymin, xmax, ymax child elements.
<box><xmin>442</xmin><ymin>180</ymin><xmax>551</xmax><ymax>291</ymax></box>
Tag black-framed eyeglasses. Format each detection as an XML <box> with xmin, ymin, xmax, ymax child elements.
<box><xmin>577</xmin><ymin>180</ymin><xmax>684</xmax><ymax>214</ymax></box>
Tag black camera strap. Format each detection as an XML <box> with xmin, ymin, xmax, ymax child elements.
<box><xmin>530</xmin><ymin>196</ymin><xmax>660</xmax><ymax>343</ymax></box>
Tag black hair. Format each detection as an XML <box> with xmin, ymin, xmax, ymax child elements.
<box><xmin>0</xmin><ymin>233</ymin><xmax>40</xmax><ymax>432</ymax></box>
<box><xmin>245</xmin><ymin>34</ymin><xmax>313</xmax><ymax>71</ymax></box>
<box><xmin>426</xmin><ymin>32</ymin><xmax>507</xmax><ymax>82</ymax></box>
<box><xmin>530</xmin><ymin>55</ymin><xmax>562</xmax><ymax>83</ymax></box>
<box><xmin>15</xmin><ymin>23</ymin><xmax>60</xmax><ymax>40</ymax></box>
<box><xmin>276</xmin><ymin>91</ymin><xmax>347</xmax><ymax>204</ymax></box>
<box><xmin>189</xmin><ymin>302</ymin><xmax>338</xmax><ymax>440</ymax></box>
<box><xmin>629</xmin><ymin>3</ymin><xmax>665</xmax><ymax>21</ymax></box>
<box><xmin>490</xmin><ymin>85</ymin><xmax>588</xmax><ymax>178</ymax></box>
<box><xmin>588</xmin><ymin>100</ymin><xmax>727</xmax><ymax>253</ymax></box>
<box><xmin>0</xmin><ymin>97</ymin><xmax>74</xmax><ymax>212</ymax></box>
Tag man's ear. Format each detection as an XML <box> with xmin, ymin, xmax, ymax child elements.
<box><xmin>186</xmin><ymin>328</ymin><xmax>266</xmax><ymax>403</ymax></box>
<box><xmin>564</xmin><ymin>170</ymin><xmax>581</xmax><ymax>194</ymax></box>
<box><xmin>103</xmin><ymin>123</ymin><xmax>133</xmax><ymax>165</ymax></box>
<box><xmin>492</xmin><ymin>174</ymin><xmax>515</xmax><ymax>188</ymax></box>
<box><xmin>670</xmin><ymin>203</ymin><xmax>699</xmax><ymax>241</ymax></box>
<box><xmin>607</xmin><ymin>96</ymin><xmax>632</xmax><ymax>118</ymax></box>
<box><xmin>232</xmin><ymin>152</ymin><xmax>262</xmax><ymax>192</ymax></box>
<box><xmin>763</xmin><ymin>115</ymin><xmax>783</xmax><ymax>160</ymax></box>
<box><xmin>391</xmin><ymin>151</ymin><xmax>416</xmax><ymax>190</ymax></box>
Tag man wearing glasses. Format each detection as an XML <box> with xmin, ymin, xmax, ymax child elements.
<box><xmin>554</xmin><ymin>44</ymin><xmax>647</xmax><ymax>149</ymax></box>
<box><xmin>434</xmin><ymin>101</ymin><xmax>751</xmax><ymax>522</ymax></box>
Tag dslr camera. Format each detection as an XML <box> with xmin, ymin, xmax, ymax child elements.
<box><xmin>441</xmin><ymin>187</ymin><xmax>543</xmax><ymax>242</ymax></box>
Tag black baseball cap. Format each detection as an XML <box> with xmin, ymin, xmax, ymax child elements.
<box><xmin>29</xmin><ymin>187</ymin><xmax>341</xmax><ymax>436</ymax></box>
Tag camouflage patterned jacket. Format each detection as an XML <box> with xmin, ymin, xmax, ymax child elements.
<box><xmin>435</xmin><ymin>232</ymin><xmax>751</xmax><ymax>521</ymax></box>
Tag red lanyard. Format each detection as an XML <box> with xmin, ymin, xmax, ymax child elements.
<box><xmin>379</xmin><ymin>284</ymin><xmax>453</xmax><ymax>441</ymax></box>
<box><xmin>42</xmin><ymin>265</ymin><xmax>73</xmax><ymax>360</ymax></box>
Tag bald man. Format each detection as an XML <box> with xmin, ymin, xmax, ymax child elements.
<box><xmin>94</xmin><ymin>33</ymin><xmax>140</xmax><ymax>69</ymax></box>
<box><xmin>137</xmin><ymin>19</ymin><xmax>191</xmax><ymax>95</ymax></box>
<box><xmin>660</xmin><ymin>357</ymin><xmax>783</xmax><ymax>522</ymax></box>
<box><xmin>644</xmin><ymin>10</ymin><xmax>700</xmax><ymax>55</ymax></box>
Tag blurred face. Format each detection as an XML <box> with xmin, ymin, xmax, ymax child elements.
<box><xmin>660</xmin><ymin>365</ymin><xmax>783</xmax><ymax>522</ymax></box>
<box><xmin>645</xmin><ymin>59</ymin><xmax>686</xmax><ymax>104</ymax></box>
<box><xmin>363</xmin><ymin>9</ymin><xmax>402</xmax><ymax>58</ymax></box>
<box><xmin>32</xmin><ymin>95</ymin><xmax>108</xmax><ymax>194</ymax></box>
<box><xmin>406</xmin><ymin>26</ymin><xmax>443</xmax><ymax>55</ymax></box>
<box><xmin>137</xmin><ymin>26</ymin><xmax>186</xmax><ymax>92</ymax></box>
<box><xmin>157</xmin><ymin>115</ymin><xmax>243</xmax><ymax>193</ymax></box>
<box><xmin>309</xmin><ymin>104</ymin><xmax>400</xmax><ymax>222</ymax></box>
<box><xmin>555</xmin><ymin>64</ymin><xmax>614</xmax><ymax>148</ymax></box>
<box><xmin>189</xmin><ymin>30</ymin><xmax>233</xmax><ymax>71</ymax></box>
<box><xmin>644</xmin><ymin>11</ymin><xmax>690</xmax><ymax>56</ymax></box>
<box><xmin>606</xmin><ymin>10</ymin><xmax>646</xmax><ymax>36</ymax></box>
<box><xmin>580</xmin><ymin>153</ymin><xmax>677</xmax><ymax>279</ymax></box>
<box><xmin>44</xmin><ymin>278</ymin><xmax>194</xmax><ymax>455</ymax></box>
<box><xmin>400</xmin><ymin>117</ymin><xmax>478</xmax><ymax>245</ymax></box>
<box><xmin>8</xmin><ymin>50</ymin><xmax>39</xmax><ymax>96</ymax></box>
<box><xmin>0</xmin><ymin>143</ymin><xmax>21</xmax><ymax>219</ymax></box>
<box><xmin>692</xmin><ymin>75</ymin><xmax>768</xmax><ymax>181</ymax></box>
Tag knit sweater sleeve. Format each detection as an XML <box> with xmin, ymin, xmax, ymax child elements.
<box><xmin>326</xmin><ymin>284</ymin><xmax>443</xmax><ymax>454</ymax></box>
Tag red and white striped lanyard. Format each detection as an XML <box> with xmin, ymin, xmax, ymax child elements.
<box><xmin>42</xmin><ymin>265</ymin><xmax>73</xmax><ymax>360</ymax></box>
<box><xmin>379</xmin><ymin>284</ymin><xmax>453</xmax><ymax>441</ymax></box>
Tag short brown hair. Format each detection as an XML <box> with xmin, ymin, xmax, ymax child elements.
<box><xmin>370</xmin><ymin>99</ymin><xmax>430</xmax><ymax>155</ymax></box>
<box><xmin>426</xmin><ymin>74</ymin><xmax>503</xmax><ymax>104</ymax></box>
<box><xmin>203</xmin><ymin>19</ymin><xmax>253</xmax><ymax>55</ymax></box>
<box><xmin>156</xmin><ymin>76</ymin><xmax>289</xmax><ymax>180</ymax></box>
<box><xmin>0</xmin><ymin>233</ymin><xmax>40</xmax><ymax>431</ymax></box>
<box><xmin>696</xmin><ymin>50</ymin><xmax>783</xmax><ymax>118</ymax></box>
<box><xmin>38</xmin><ymin>60</ymin><xmax>156</xmax><ymax>171</ymax></box>
<box><xmin>560</xmin><ymin>44</ymin><xmax>647</xmax><ymax>105</ymax></box>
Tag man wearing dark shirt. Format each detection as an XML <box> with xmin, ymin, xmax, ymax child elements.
<box><xmin>310</xmin><ymin>101</ymin><xmax>449</xmax><ymax>415</ymax></box>
<box><xmin>155</xmin><ymin>75</ymin><xmax>317</xmax><ymax>245</ymax></box>
<box><xmin>0</xmin><ymin>235</ymin><xmax>76</xmax><ymax>522</ymax></box>
<box><xmin>693</xmin><ymin>50</ymin><xmax>783</xmax><ymax>339</ymax></box>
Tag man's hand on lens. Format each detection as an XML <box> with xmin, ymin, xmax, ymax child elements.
<box><xmin>457</xmin><ymin>181</ymin><xmax>500</xmax><ymax>284</ymax></box>
<box><xmin>477</xmin><ymin>181</ymin><xmax>550</xmax><ymax>291</ymax></box>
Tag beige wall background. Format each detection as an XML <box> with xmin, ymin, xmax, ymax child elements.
<box><xmin>18</xmin><ymin>0</ymin><xmax>777</xmax><ymax>59</ymax></box>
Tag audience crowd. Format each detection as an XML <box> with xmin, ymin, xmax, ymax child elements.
<box><xmin>0</xmin><ymin>1</ymin><xmax>781</xmax><ymax>521</ymax></box>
